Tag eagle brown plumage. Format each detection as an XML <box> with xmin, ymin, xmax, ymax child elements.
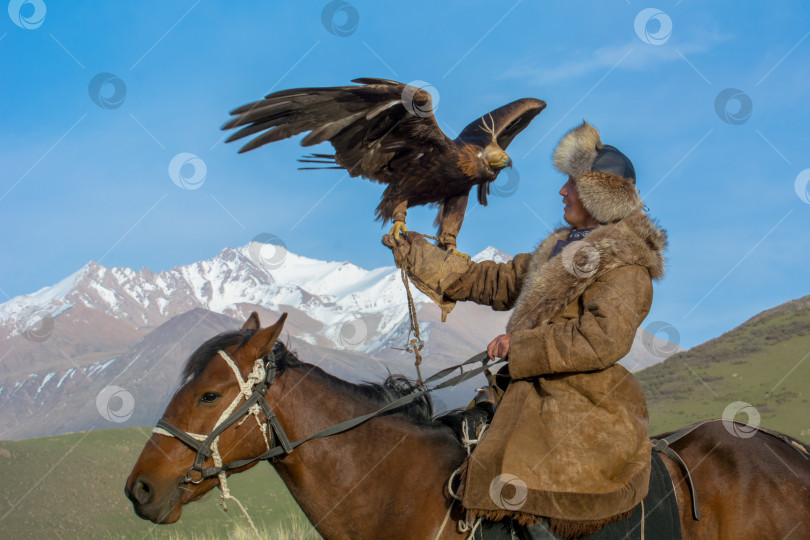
<box><xmin>222</xmin><ymin>78</ymin><xmax>546</xmax><ymax>255</ymax></box>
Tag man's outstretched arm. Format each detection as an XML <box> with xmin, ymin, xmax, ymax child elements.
<box><xmin>443</xmin><ymin>254</ymin><xmax>532</xmax><ymax>310</ymax></box>
<box><xmin>383</xmin><ymin>232</ymin><xmax>530</xmax><ymax>311</ymax></box>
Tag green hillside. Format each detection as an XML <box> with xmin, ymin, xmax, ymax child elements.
<box><xmin>638</xmin><ymin>295</ymin><xmax>810</xmax><ymax>437</ymax></box>
<box><xmin>0</xmin><ymin>427</ymin><xmax>318</xmax><ymax>539</ymax></box>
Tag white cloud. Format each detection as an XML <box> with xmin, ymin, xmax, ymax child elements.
<box><xmin>500</xmin><ymin>35</ymin><xmax>729</xmax><ymax>86</ymax></box>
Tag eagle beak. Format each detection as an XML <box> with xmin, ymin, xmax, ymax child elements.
<box><xmin>490</xmin><ymin>154</ymin><xmax>512</xmax><ymax>170</ymax></box>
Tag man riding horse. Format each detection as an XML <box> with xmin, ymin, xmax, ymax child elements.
<box><xmin>385</xmin><ymin>121</ymin><xmax>667</xmax><ymax>534</ymax></box>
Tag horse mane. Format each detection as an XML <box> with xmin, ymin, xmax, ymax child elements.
<box><xmin>272</xmin><ymin>341</ymin><xmax>492</xmax><ymax>439</ymax></box>
<box><xmin>181</xmin><ymin>328</ymin><xmax>258</xmax><ymax>383</ymax></box>
<box><xmin>182</xmin><ymin>332</ymin><xmax>489</xmax><ymax>440</ymax></box>
<box><xmin>272</xmin><ymin>341</ymin><xmax>439</xmax><ymax>425</ymax></box>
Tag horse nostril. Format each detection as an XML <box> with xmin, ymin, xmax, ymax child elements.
<box><xmin>128</xmin><ymin>478</ymin><xmax>153</xmax><ymax>506</ymax></box>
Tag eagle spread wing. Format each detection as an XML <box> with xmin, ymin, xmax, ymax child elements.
<box><xmin>222</xmin><ymin>78</ymin><xmax>545</xmax><ymax>251</ymax></box>
<box><xmin>224</xmin><ymin>78</ymin><xmax>453</xmax><ymax>193</ymax></box>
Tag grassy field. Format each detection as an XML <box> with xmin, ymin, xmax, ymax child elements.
<box><xmin>0</xmin><ymin>427</ymin><xmax>320</xmax><ymax>539</ymax></box>
<box><xmin>638</xmin><ymin>296</ymin><xmax>810</xmax><ymax>437</ymax></box>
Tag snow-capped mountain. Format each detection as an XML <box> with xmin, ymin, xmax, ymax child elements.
<box><xmin>1</xmin><ymin>242</ymin><xmax>433</xmax><ymax>354</ymax></box>
<box><xmin>471</xmin><ymin>246</ymin><xmax>512</xmax><ymax>264</ymax></box>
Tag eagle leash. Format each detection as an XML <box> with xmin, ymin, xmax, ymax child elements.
<box><xmin>393</xmin><ymin>232</ymin><xmax>442</xmax><ymax>389</ymax></box>
<box><xmin>398</xmin><ymin>266</ymin><xmax>426</xmax><ymax>388</ymax></box>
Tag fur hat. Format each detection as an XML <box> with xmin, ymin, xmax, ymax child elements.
<box><xmin>553</xmin><ymin>122</ymin><xmax>642</xmax><ymax>224</ymax></box>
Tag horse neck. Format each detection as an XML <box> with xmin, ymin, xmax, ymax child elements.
<box><xmin>267</xmin><ymin>363</ymin><xmax>464</xmax><ymax>538</ymax></box>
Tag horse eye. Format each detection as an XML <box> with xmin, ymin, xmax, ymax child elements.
<box><xmin>200</xmin><ymin>392</ymin><xmax>220</xmax><ymax>403</ymax></box>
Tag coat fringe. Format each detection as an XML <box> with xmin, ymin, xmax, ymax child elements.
<box><xmin>454</xmin><ymin>454</ymin><xmax>635</xmax><ymax>539</ymax></box>
<box><xmin>464</xmin><ymin>506</ymin><xmax>635</xmax><ymax>539</ymax></box>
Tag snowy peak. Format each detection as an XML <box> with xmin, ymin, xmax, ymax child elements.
<box><xmin>0</xmin><ymin>262</ymin><xmax>89</xmax><ymax>323</ymax></box>
<box><xmin>472</xmin><ymin>246</ymin><xmax>512</xmax><ymax>263</ymax></box>
<box><xmin>0</xmin><ymin>242</ymin><xmax>429</xmax><ymax>352</ymax></box>
<box><xmin>0</xmin><ymin>243</ymin><xmax>517</xmax><ymax>347</ymax></box>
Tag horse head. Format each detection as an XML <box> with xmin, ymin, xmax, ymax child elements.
<box><xmin>125</xmin><ymin>311</ymin><xmax>287</xmax><ymax>524</ymax></box>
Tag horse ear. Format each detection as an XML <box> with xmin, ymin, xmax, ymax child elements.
<box><xmin>241</xmin><ymin>311</ymin><xmax>261</xmax><ymax>331</ymax></box>
<box><xmin>245</xmin><ymin>313</ymin><xmax>288</xmax><ymax>358</ymax></box>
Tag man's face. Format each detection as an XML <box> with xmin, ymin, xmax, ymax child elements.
<box><xmin>559</xmin><ymin>176</ymin><xmax>595</xmax><ymax>228</ymax></box>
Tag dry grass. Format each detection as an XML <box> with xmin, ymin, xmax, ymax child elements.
<box><xmin>114</xmin><ymin>512</ymin><xmax>321</xmax><ymax>540</ymax></box>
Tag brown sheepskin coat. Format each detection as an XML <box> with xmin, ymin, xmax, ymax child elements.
<box><xmin>444</xmin><ymin>210</ymin><xmax>667</xmax><ymax>525</ymax></box>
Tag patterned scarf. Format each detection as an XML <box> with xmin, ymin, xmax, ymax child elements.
<box><xmin>550</xmin><ymin>227</ymin><xmax>596</xmax><ymax>259</ymax></box>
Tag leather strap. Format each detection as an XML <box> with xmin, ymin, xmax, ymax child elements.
<box><xmin>259</xmin><ymin>354</ymin><xmax>501</xmax><ymax>456</ymax></box>
<box><xmin>754</xmin><ymin>425</ymin><xmax>810</xmax><ymax>459</ymax></box>
<box><xmin>650</xmin><ymin>420</ymin><xmax>712</xmax><ymax>521</ymax></box>
<box><xmin>155</xmin><ymin>419</ymin><xmax>205</xmax><ymax>451</ymax></box>
<box><xmin>156</xmin><ymin>350</ymin><xmax>500</xmax><ymax>481</ymax></box>
<box><xmin>650</xmin><ymin>417</ymin><xmax>810</xmax><ymax>522</ymax></box>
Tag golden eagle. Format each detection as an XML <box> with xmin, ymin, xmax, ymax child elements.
<box><xmin>222</xmin><ymin>78</ymin><xmax>545</xmax><ymax>255</ymax></box>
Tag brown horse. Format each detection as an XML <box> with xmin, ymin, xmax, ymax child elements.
<box><xmin>126</xmin><ymin>313</ymin><xmax>810</xmax><ymax>539</ymax></box>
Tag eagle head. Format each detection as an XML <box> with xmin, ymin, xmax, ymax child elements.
<box><xmin>482</xmin><ymin>143</ymin><xmax>512</xmax><ymax>171</ymax></box>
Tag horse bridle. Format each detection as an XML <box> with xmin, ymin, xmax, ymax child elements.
<box><xmin>153</xmin><ymin>350</ymin><xmax>294</xmax><ymax>484</ymax></box>
<box><xmin>152</xmin><ymin>347</ymin><xmax>501</xmax><ymax>485</ymax></box>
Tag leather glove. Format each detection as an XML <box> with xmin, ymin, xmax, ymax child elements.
<box><xmin>382</xmin><ymin>232</ymin><xmax>470</xmax><ymax>320</ymax></box>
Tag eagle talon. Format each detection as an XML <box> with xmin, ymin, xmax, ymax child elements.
<box><xmin>389</xmin><ymin>220</ymin><xmax>408</xmax><ymax>241</ymax></box>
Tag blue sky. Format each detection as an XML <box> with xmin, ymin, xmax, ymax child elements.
<box><xmin>1</xmin><ymin>1</ymin><xmax>809</xmax><ymax>350</ymax></box>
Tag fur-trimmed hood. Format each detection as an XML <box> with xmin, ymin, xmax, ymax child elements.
<box><xmin>506</xmin><ymin>210</ymin><xmax>667</xmax><ymax>333</ymax></box>
<box><xmin>553</xmin><ymin>122</ymin><xmax>642</xmax><ymax>224</ymax></box>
